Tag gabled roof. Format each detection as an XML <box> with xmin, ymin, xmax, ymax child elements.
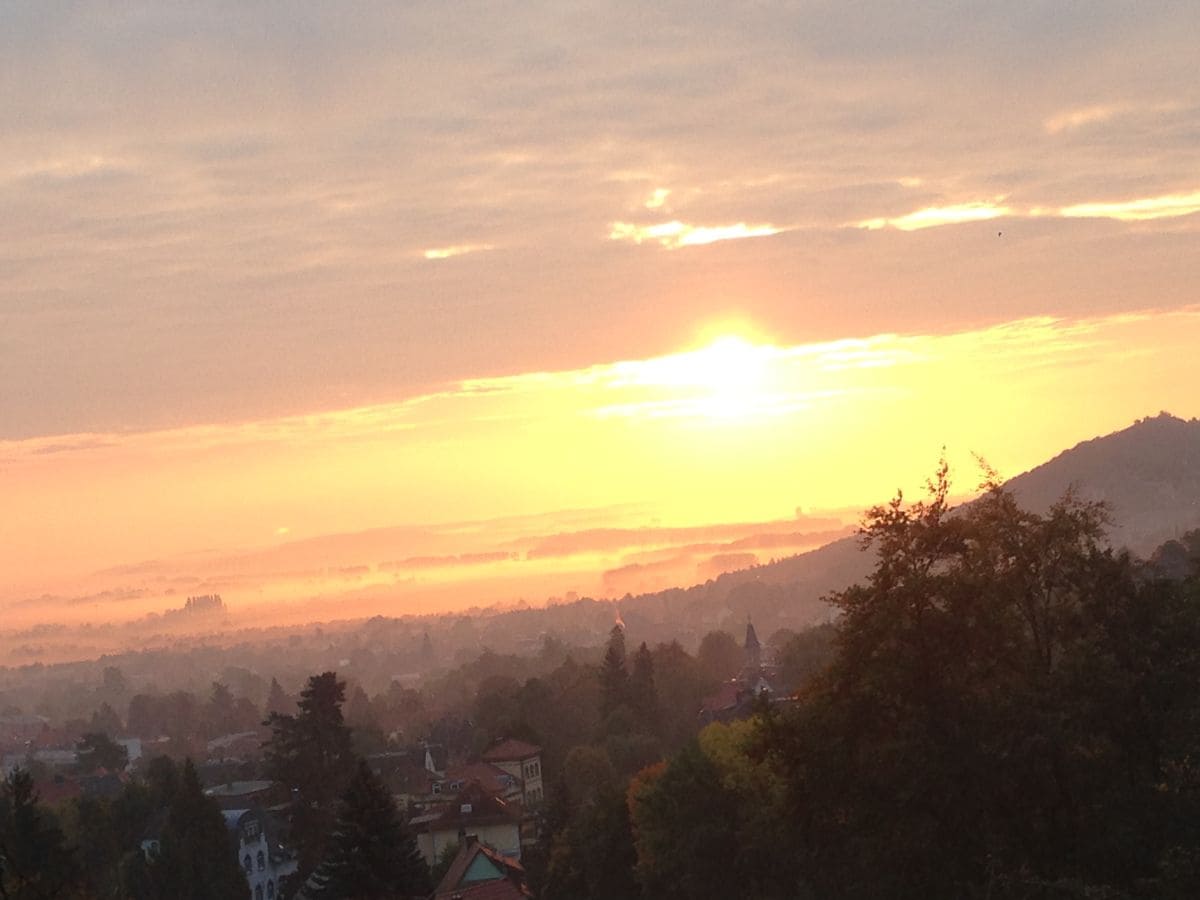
<box><xmin>480</xmin><ymin>739</ymin><xmax>541</xmax><ymax>763</ymax></box>
<box><xmin>433</xmin><ymin>837</ymin><xmax>532</xmax><ymax>900</ymax></box>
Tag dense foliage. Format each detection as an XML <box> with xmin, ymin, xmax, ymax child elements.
<box><xmin>304</xmin><ymin>759</ymin><xmax>428</xmax><ymax>899</ymax></box>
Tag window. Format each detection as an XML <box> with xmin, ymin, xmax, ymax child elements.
<box><xmin>267</xmin><ymin>882</ymin><xmax>275</xmax><ymax>899</ymax></box>
<box><xmin>257</xmin><ymin>850</ymin><xmax>265</xmax><ymax>871</ymax></box>
<box><xmin>255</xmin><ymin>887</ymin><xmax>263</xmax><ymax>900</ymax></box>
<box><xmin>243</xmin><ymin>855</ymin><xmax>252</xmax><ymax>874</ymax></box>
<box><xmin>432</xmin><ymin>782</ymin><xmax>442</xmax><ymax>794</ymax></box>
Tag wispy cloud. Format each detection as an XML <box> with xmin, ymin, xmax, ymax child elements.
<box><xmin>644</xmin><ymin>188</ymin><xmax>670</xmax><ymax>209</ymax></box>
<box><xmin>608</xmin><ymin>220</ymin><xmax>782</xmax><ymax>249</ymax></box>
<box><xmin>422</xmin><ymin>243</ymin><xmax>495</xmax><ymax>260</ymax></box>
<box><xmin>1044</xmin><ymin>104</ymin><xmax>1125</xmax><ymax>134</ymax></box>
<box><xmin>857</xmin><ymin>202</ymin><xmax>1011</xmax><ymax>231</ymax></box>
<box><xmin>1059</xmin><ymin>190</ymin><xmax>1200</xmax><ymax>222</ymax></box>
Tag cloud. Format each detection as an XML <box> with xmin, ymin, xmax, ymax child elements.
<box><xmin>857</xmin><ymin>202</ymin><xmax>1011</xmax><ymax>231</ymax></box>
<box><xmin>644</xmin><ymin>188</ymin><xmax>670</xmax><ymax>209</ymax></box>
<box><xmin>1044</xmin><ymin>104</ymin><xmax>1124</xmax><ymax>134</ymax></box>
<box><xmin>1</xmin><ymin>3</ymin><xmax>1197</xmax><ymax>442</ymax></box>
<box><xmin>1059</xmin><ymin>190</ymin><xmax>1200</xmax><ymax>222</ymax></box>
<box><xmin>608</xmin><ymin>220</ymin><xmax>783</xmax><ymax>249</ymax></box>
<box><xmin>422</xmin><ymin>243</ymin><xmax>495</xmax><ymax>260</ymax></box>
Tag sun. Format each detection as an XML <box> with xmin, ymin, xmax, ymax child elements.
<box><xmin>646</xmin><ymin>334</ymin><xmax>775</xmax><ymax>419</ymax></box>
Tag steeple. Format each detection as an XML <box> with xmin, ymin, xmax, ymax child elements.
<box><xmin>744</xmin><ymin>618</ymin><xmax>761</xmax><ymax>673</ymax></box>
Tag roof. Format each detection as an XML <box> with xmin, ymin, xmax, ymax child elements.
<box><xmin>204</xmin><ymin>780</ymin><xmax>274</xmax><ymax>797</ymax></box>
<box><xmin>745</xmin><ymin>620</ymin><xmax>761</xmax><ymax>651</ymax></box>
<box><xmin>433</xmin><ymin>837</ymin><xmax>532</xmax><ymax>900</ymax></box>
<box><xmin>480</xmin><ymin>739</ymin><xmax>541</xmax><ymax>763</ymax></box>
<box><xmin>443</xmin><ymin>762</ymin><xmax>518</xmax><ymax>796</ymax></box>
<box><xmin>699</xmin><ymin>681</ymin><xmax>742</xmax><ymax>714</ymax></box>
<box><xmin>436</xmin><ymin>879</ymin><xmax>530</xmax><ymax>900</ymax></box>
<box><xmin>416</xmin><ymin>782</ymin><xmax>520</xmax><ymax>834</ymax></box>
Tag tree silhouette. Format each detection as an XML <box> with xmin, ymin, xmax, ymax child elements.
<box><xmin>304</xmin><ymin>759</ymin><xmax>428</xmax><ymax>899</ymax></box>
<box><xmin>0</xmin><ymin>768</ymin><xmax>79</xmax><ymax>899</ymax></box>
<box><xmin>265</xmin><ymin>672</ymin><xmax>355</xmax><ymax>878</ymax></box>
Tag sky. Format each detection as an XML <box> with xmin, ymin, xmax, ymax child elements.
<box><xmin>2</xmin><ymin>2</ymin><xmax>1199</xmax><ymax>649</ymax></box>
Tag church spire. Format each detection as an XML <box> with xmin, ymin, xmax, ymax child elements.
<box><xmin>744</xmin><ymin>617</ymin><xmax>761</xmax><ymax>672</ymax></box>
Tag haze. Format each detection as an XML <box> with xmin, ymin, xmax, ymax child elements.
<box><xmin>3</xmin><ymin>3</ymin><xmax>1199</xmax><ymax>653</ymax></box>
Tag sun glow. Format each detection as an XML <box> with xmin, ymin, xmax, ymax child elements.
<box><xmin>602</xmin><ymin>334</ymin><xmax>782</xmax><ymax>420</ymax></box>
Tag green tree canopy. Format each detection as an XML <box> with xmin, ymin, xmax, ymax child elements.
<box><xmin>772</xmin><ymin>467</ymin><xmax>1200</xmax><ymax>898</ymax></box>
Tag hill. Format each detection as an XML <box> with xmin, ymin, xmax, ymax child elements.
<box><xmin>607</xmin><ymin>413</ymin><xmax>1200</xmax><ymax>640</ymax></box>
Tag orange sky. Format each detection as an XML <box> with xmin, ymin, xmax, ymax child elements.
<box><xmin>3</xmin><ymin>307</ymin><xmax>1199</xmax><ymax>637</ymax></box>
<box><xmin>2</xmin><ymin>4</ymin><xmax>1199</xmax><ymax>650</ymax></box>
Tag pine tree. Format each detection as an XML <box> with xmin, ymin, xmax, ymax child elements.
<box><xmin>265</xmin><ymin>673</ymin><xmax>355</xmax><ymax>878</ymax></box>
<box><xmin>0</xmin><ymin>767</ymin><xmax>79</xmax><ymax>899</ymax></box>
<box><xmin>265</xmin><ymin>677</ymin><xmax>292</xmax><ymax>717</ymax></box>
<box><xmin>305</xmin><ymin>759</ymin><xmax>429</xmax><ymax>899</ymax></box>
<box><xmin>629</xmin><ymin>642</ymin><xmax>660</xmax><ymax>730</ymax></box>
<box><xmin>599</xmin><ymin>625</ymin><xmax>629</xmax><ymax>720</ymax></box>
<box><xmin>141</xmin><ymin>759</ymin><xmax>250</xmax><ymax>900</ymax></box>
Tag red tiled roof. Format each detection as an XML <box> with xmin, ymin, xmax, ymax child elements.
<box><xmin>480</xmin><ymin>739</ymin><xmax>541</xmax><ymax>762</ymax></box>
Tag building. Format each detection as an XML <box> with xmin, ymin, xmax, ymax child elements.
<box><xmin>410</xmin><ymin>781</ymin><xmax>523</xmax><ymax>867</ymax></box>
<box><xmin>480</xmin><ymin>739</ymin><xmax>544</xmax><ymax>806</ymax></box>
<box><xmin>431</xmin><ymin>835</ymin><xmax>533</xmax><ymax>900</ymax></box>
<box><xmin>140</xmin><ymin>804</ymin><xmax>298</xmax><ymax>900</ymax></box>
<box><xmin>699</xmin><ymin>619</ymin><xmax>782</xmax><ymax>724</ymax></box>
<box><xmin>225</xmin><ymin>807</ymin><xmax>298</xmax><ymax>900</ymax></box>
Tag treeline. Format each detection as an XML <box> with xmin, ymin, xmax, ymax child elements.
<box><xmin>0</xmin><ymin>674</ymin><xmax>430</xmax><ymax>899</ymax></box>
<box><xmin>555</xmin><ymin>472</ymin><xmax>1200</xmax><ymax>899</ymax></box>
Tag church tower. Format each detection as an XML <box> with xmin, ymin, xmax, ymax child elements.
<box><xmin>743</xmin><ymin>618</ymin><xmax>762</xmax><ymax>674</ymax></box>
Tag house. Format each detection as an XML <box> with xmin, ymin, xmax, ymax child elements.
<box><xmin>480</xmin><ymin>739</ymin><xmax>544</xmax><ymax>806</ymax></box>
<box><xmin>431</xmin><ymin>835</ymin><xmax>533</xmax><ymax>900</ymax></box>
<box><xmin>225</xmin><ymin>807</ymin><xmax>299</xmax><ymax>900</ymax></box>
<box><xmin>140</xmin><ymin>803</ymin><xmax>298</xmax><ymax>900</ymax></box>
<box><xmin>410</xmin><ymin>781</ymin><xmax>522</xmax><ymax>867</ymax></box>
<box><xmin>439</xmin><ymin>761</ymin><xmax>522</xmax><ymax>806</ymax></box>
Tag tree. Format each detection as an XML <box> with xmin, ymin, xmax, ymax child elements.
<box><xmin>89</xmin><ymin>702</ymin><xmax>124</xmax><ymax>736</ymax></box>
<box><xmin>770</xmin><ymin>467</ymin><xmax>1200</xmax><ymax>898</ymax></box>
<box><xmin>628</xmin><ymin>642</ymin><xmax>659</xmax><ymax>730</ymax></box>
<box><xmin>138</xmin><ymin>759</ymin><xmax>250</xmax><ymax>900</ymax></box>
<box><xmin>304</xmin><ymin>759</ymin><xmax>429</xmax><ymax>899</ymax></box>
<box><xmin>628</xmin><ymin>742</ymin><xmax>743</xmax><ymax>900</ymax></box>
<box><xmin>75</xmin><ymin>732</ymin><xmax>129</xmax><ymax>773</ymax></box>
<box><xmin>599</xmin><ymin>625</ymin><xmax>629</xmax><ymax>722</ymax></box>
<box><xmin>0</xmin><ymin>768</ymin><xmax>79</xmax><ymax>899</ymax></box>
<box><xmin>773</xmin><ymin>624</ymin><xmax>836</xmax><ymax>691</ymax></box>
<box><xmin>696</xmin><ymin>630</ymin><xmax>741</xmax><ymax>683</ymax></box>
<box><xmin>264</xmin><ymin>672</ymin><xmax>355</xmax><ymax>878</ymax></box>
<box><xmin>265</xmin><ymin>677</ymin><xmax>293</xmax><ymax>717</ymax></box>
